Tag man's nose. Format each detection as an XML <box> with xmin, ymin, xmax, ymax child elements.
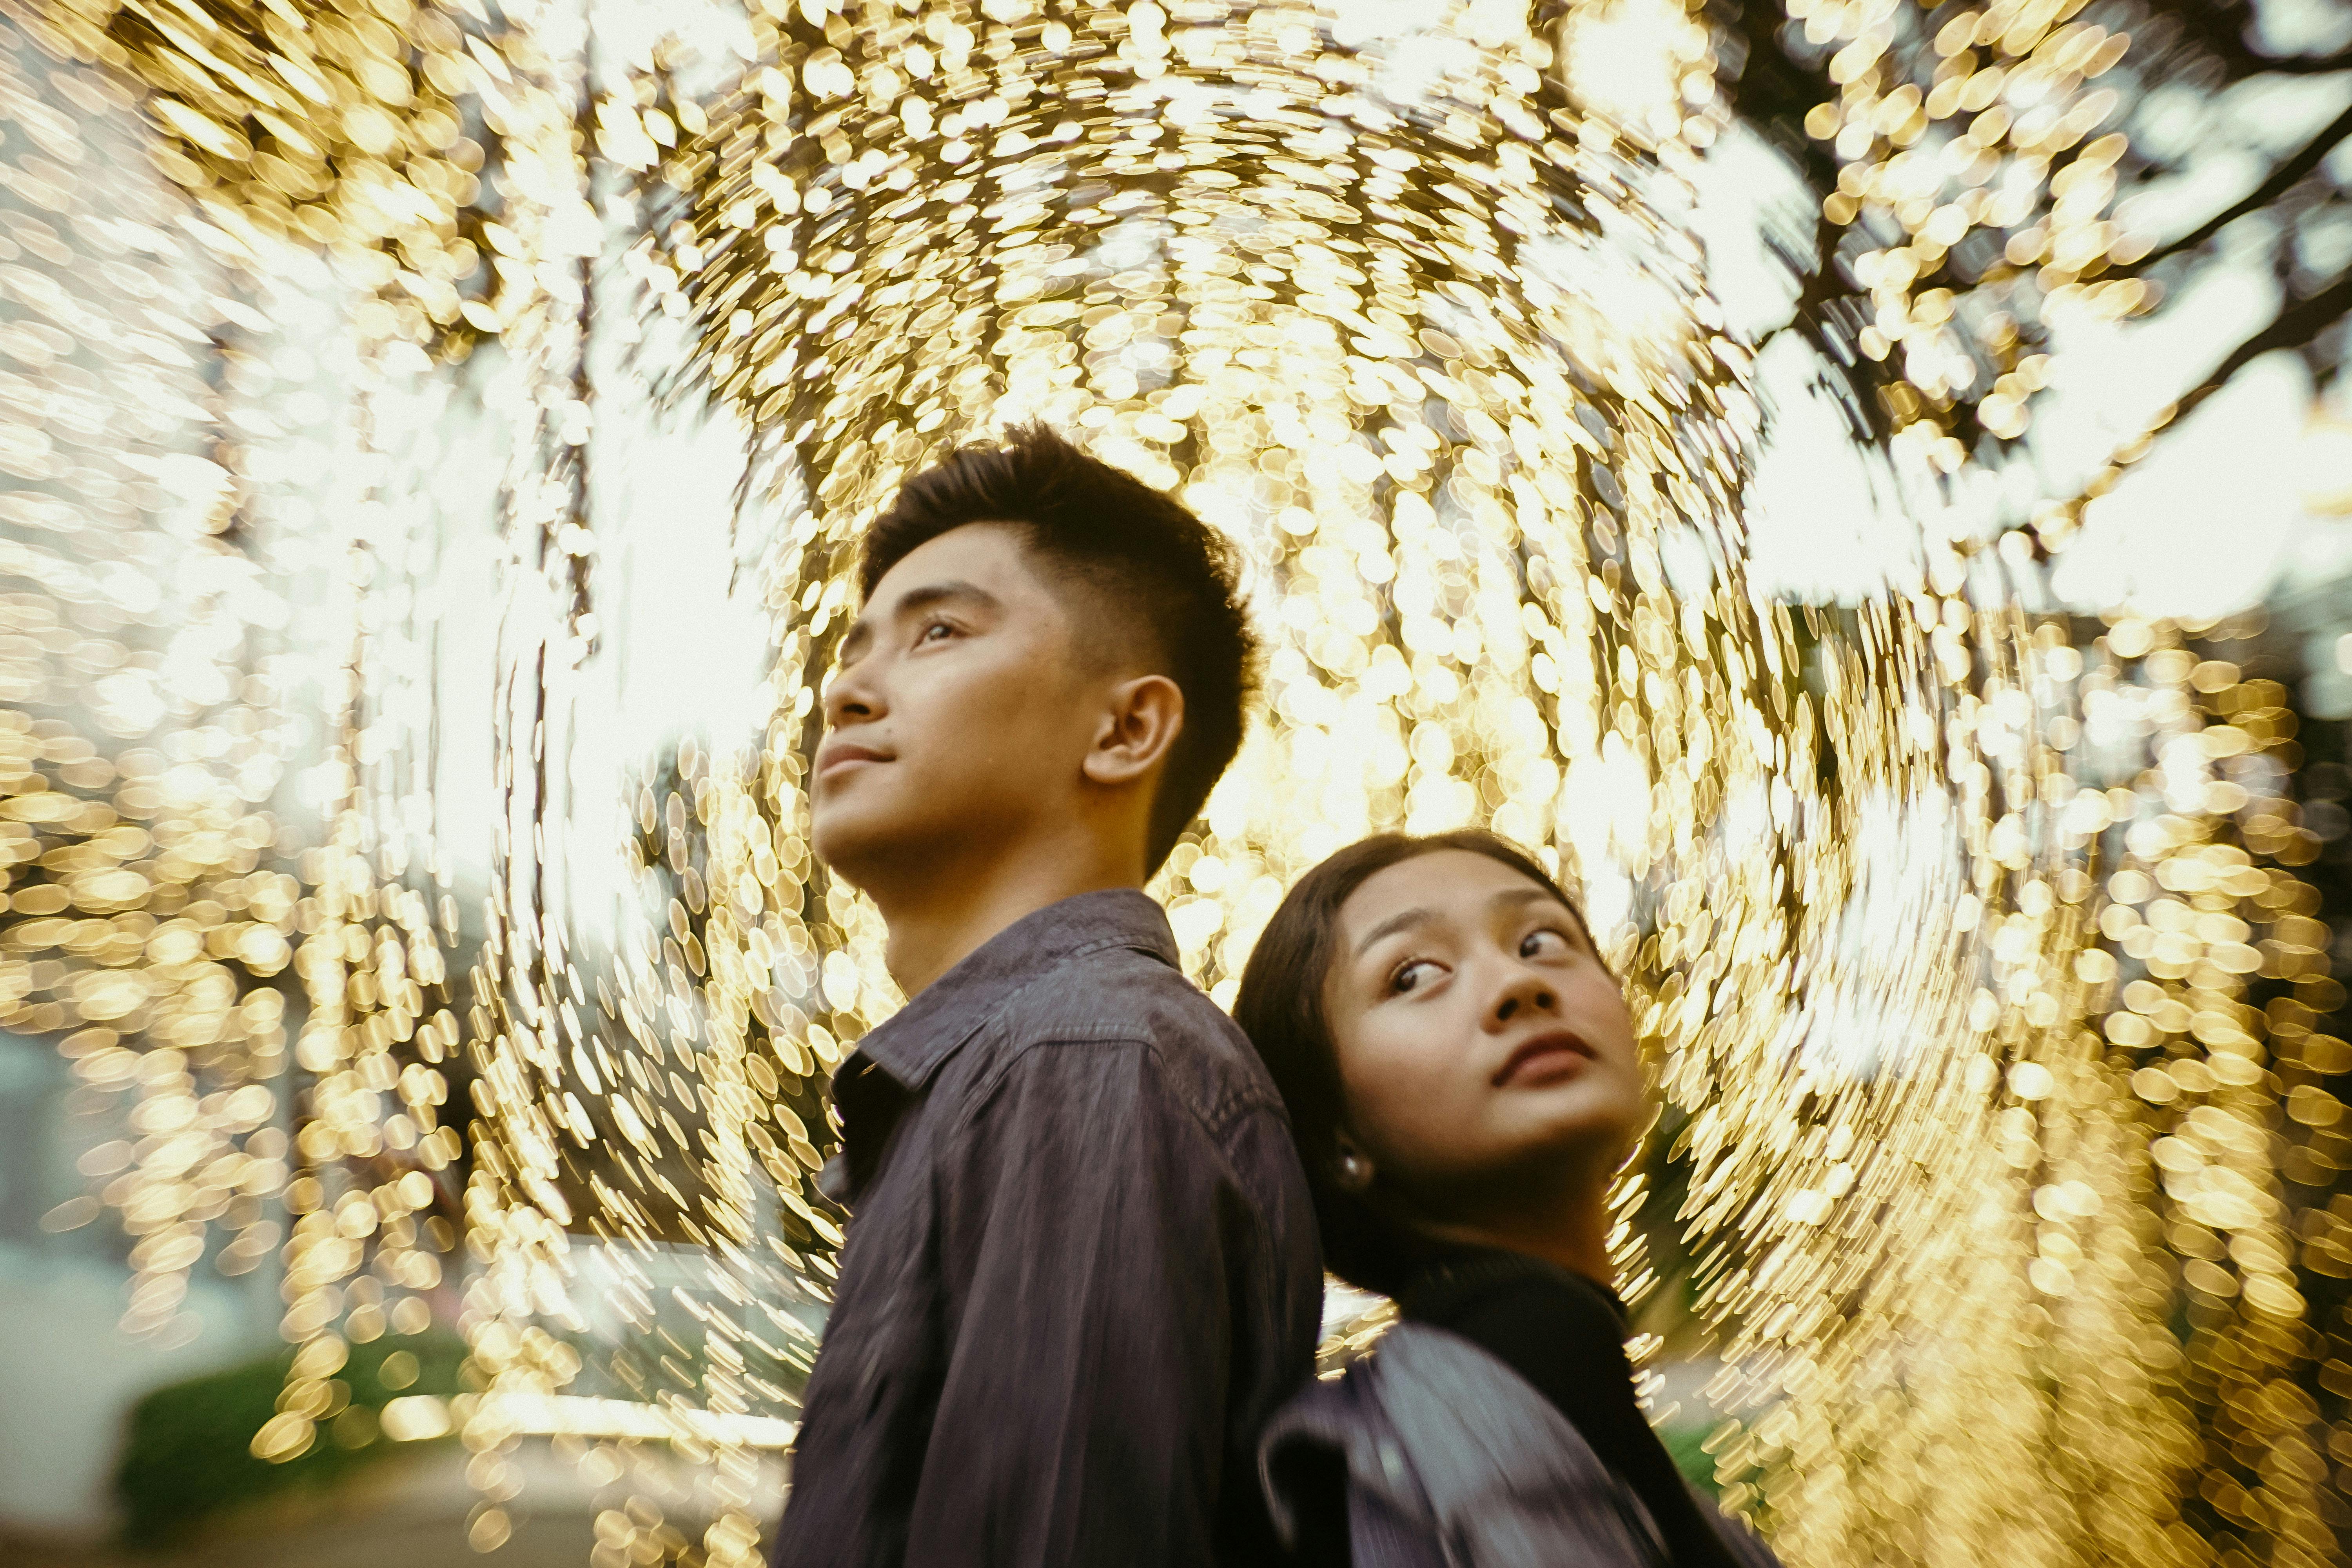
<box><xmin>825</xmin><ymin>659</ymin><xmax>882</xmax><ymax>726</ymax></box>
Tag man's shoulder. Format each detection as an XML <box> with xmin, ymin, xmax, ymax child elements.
<box><xmin>989</xmin><ymin>940</ymin><xmax>1279</xmax><ymax>1118</ymax></box>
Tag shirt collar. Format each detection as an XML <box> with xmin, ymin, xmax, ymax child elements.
<box><xmin>841</xmin><ymin>887</ymin><xmax>1181</xmax><ymax>1094</ymax></box>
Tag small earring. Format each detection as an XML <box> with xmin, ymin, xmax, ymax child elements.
<box><xmin>1337</xmin><ymin>1150</ymin><xmax>1374</xmax><ymax>1190</ymax></box>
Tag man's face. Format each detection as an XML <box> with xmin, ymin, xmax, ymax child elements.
<box><xmin>811</xmin><ymin>523</ymin><xmax>1102</xmax><ymax>887</ymax></box>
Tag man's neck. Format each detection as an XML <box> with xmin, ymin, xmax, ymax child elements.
<box><xmin>873</xmin><ymin>836</ymin><xmax>1147</xmax><ymax>997</ymax></box>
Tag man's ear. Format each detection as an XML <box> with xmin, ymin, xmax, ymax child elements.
<box><xmin>1080</xmin><ymin>674</ymin><xmax>1185</xmax><ymax>788</ymax></box>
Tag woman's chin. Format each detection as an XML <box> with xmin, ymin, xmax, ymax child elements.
<box><xmin>1490</xmin><ymin>1089</ymin><xmax>1643</xmax><ymax>1164</ymax></box>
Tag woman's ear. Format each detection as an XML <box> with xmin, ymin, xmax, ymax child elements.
<box><xmin>1080</xmin><ymin>674</ymin><xmax>1185</xmax><ymax>788</ymax></box>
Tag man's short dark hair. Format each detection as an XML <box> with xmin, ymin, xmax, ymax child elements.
<box><xmin>858</xmin><ymin>423</ymin><xmax>1257</xmax><ymax>873</ymax></box>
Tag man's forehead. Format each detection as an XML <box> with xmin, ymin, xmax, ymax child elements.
<box><xmin>866</xmin><ymin>520</ymin><xmax>1047</xmax><ymax>607</ymax></box>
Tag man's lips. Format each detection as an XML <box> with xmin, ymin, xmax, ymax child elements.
<box><xmin>815</xmin><ymin>740</ymin><xmax>892</xmax><ymax>780</ymax></box>
<box><xmin>1492</xmin><ymin>1029</ymin><xmax>1596</xmax><ymax>1088</ymax></box>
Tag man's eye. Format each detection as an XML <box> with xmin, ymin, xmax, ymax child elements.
<box><xmin>918</xmin><ymin>621</ymin><xmax>956</xmax><ymax>644</ymax></box>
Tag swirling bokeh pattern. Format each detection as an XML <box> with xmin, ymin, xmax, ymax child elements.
<box><xmin>3</xmin><ymin>1</ymin><xmax>2349</xmax><ymax>1566</ymax></box>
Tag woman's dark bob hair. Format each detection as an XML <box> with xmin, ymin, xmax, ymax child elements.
<box><xmin>1232</xmin><ymin>828</ymin><xmax>1591</xmax><ymax>1298</ymax></box>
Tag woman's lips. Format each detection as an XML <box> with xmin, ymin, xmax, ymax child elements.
<box><xmin>1492</xmin><ymin>1030</ymin><xmax>1596</xmax><ymax>1088</ymax></box>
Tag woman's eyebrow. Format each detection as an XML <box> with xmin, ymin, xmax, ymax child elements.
<box><xmin>1487</xmin><ymin>886</ymin><xmax>1566</xmax><ymax>917</ymax></box>
<box><xmin>1350</xmin><ymin>906</ymin><xmax>1435</xmax><ymax>957</ymax></box>
<box><xmin>1492</xmin><ymin>885</ymin><xmax>1599</xmax><ymax>955</ymax></box>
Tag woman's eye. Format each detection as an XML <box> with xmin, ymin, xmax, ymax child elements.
<box><xmin>917</xmin><ymin>620</ymin><xmax>956</xmax><ymax>644</ymax></box>
<box><xmin>1390</xmin><ymin>959</ymin><xmax>1439</xmax><ymax>995</ymax></box>
<box><xmin>1520</xmin><ymin>928</ymin><xmax>1570</xmax><ymax>960</ymax></box>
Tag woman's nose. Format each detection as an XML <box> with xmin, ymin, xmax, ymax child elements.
<box><xmin>1490</xmin><ymin>969</ymin><xmax>1558</xmax><ymax>1025</ymax></box>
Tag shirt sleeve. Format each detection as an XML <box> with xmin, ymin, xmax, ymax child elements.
<box><xmin>905</xmin><ymin>1037</ymin><xmax>1249</xmax><ymax>1567</ymax></box>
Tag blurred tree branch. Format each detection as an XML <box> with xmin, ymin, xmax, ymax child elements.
<box><xmin>2118</xmin><ymin>101</ymin><xmax>2352</xmax><ymax>275</ymax></box>
<box><xmin>1711</xmin><ymin>0</ymin><xmax>1898</xmax><ymax>446</ymax></box>
<box><xmin>2172</xmin><ymin>268</ymin><xmax>2352</xmax><ymax>421</ymax></box>
<box><xmin>1706</xmin><ymin>0</ymin><xmax>2352</xmax><ymax>490</ymax></box>
<box><xmin>2140</xmin><ymin>0</ymin><xmax>2352</xmax><ymax>76</ymax></box>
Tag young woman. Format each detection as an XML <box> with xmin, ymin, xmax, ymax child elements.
<box><xmin>1233</xmin><ymin>829</ymin><xmax>1779</xmax><ymax>1568</ymax></box>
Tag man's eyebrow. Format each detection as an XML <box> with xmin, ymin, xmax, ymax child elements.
<box><xmin>837</xmin><ymin>580</ymin><xmax>1002</xmax><ymax>662</ymax></box>
<box><xmin>893</xmin><ymin>580</ymin><xmax>1003</xmax><ymax>617</ymax></box>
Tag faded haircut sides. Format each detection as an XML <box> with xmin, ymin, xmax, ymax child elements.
<box><xmin>857</xmin><ymin>423</ymin><xmax>1258</xmax><ymax>873</ymax></box>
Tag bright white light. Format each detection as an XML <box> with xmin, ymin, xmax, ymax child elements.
<box><xmin>1744</xmin><ymin>335</ymin><xmax>1924</xmax><ymax>603</ymax></box>
<box><xmin>1559</xmin><ymin>0</ymin><xmax>1694</xmax><ymax>134</ymax></box>
<box><xmin>1684</xmin><ymin>127</ymin><xmax>1813</xmax><ymax>338</ymax></box>
<box><xmin>1560</xmin><ymin>731</ymin><xmax>1653</xmax><ymax>877</ymax></box>
<box><xmin>2031</xmin><ymin>261</ymin><xmax>2281</xmax><ymax>499</ymax></box>
<box><xmin>2293</xmin><ymin>417</ymin><xmax>2352</xmax><ymax>515</ymax></box>
<box><xmin>456</xmin><ymin>1391</ymin><xmax>798</xmax><ymax>1448</ymax></box>
<box><xmin>2050</xmin><ymin>352</ymin><xmax>2311</xmax><ymax>620</ymax></box>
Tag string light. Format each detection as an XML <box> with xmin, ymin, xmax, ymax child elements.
<box><xmin>0</xmin><ymin>24</ymin><xmax>301</xmax><ymax>1349</ymax></box>
<box><xmin>1780</xmin><ymin>0</ymin><xmax>2145</xmax><ymax>485</ymax></box>
<box><xmin>639</xmin><ymin>4</ymin><xmax>2351</xmax><ymax>1563</ymax></box>
<box><xmin>9</xmin><ymin>0</ymin><xmax>494</xmax><ymax>1453</ymax></box>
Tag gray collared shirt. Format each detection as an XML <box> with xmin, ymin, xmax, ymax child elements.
<box><xmin>771</xmin><ymin>889</ymin><xmax>1323</xmax><ymax>1568</ymax></box>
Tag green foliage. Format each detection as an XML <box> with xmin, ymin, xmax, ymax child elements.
<box><xmin>113</xmin><ymin>1329</ymin><xmax>466</xmax><ymax>1545</ymax></box>
<box><xmin>1658</xmin><ymin>1413</ymin><xmax>1724</xmax><ymax>1500</ymax></box>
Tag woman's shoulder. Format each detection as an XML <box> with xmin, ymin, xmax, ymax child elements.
<box><xmin>1258</xmin><ymin>1327</ymin><xmax>1450</xmax><ymax>1568</ymax></box>
<box><xmin>1345</xmin><ymin>1321</ymin><xmax>1628</xmax><ymax>1502</ymax></box>
<box><xmin>1260</xmin><ymin>1323</ymin><xmax>1785</xmax><ymax>1568</ymax></box>
<box><xmin>1261</xmin><ymin>1322</ymin><xmax>1644</xmax><ymax>1562</ymax></box>
<box><xmin>1262</xmin><ymin>1319</ymin><xmax>1532</xmax><ymax>1459</ymax></box>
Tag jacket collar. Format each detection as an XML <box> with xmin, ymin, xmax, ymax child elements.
<box><xmin>840</xmin><ymin>887</ymin><xmax>1180</xmax><ymax>1095</ymax></box>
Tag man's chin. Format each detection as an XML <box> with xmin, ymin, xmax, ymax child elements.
<box><xmin>809</xmin><ymin>810</ymin><xmax>877</xmax><ymax>884</ymax></box>
<box><xmin>809</xmin><ymin>803</ymin><xmax>925</xmax><ymax>888</ymax></box>
<box><xmin>811</xmin><ymin>797</ymin><xmax>1016</xmax><ymax>893</ymax></box>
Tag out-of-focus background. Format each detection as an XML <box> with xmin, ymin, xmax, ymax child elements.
<box><xmin>11</xmin><ymin>0</ymin><xmax>2352</xmax><ymax>1564</ymax></box>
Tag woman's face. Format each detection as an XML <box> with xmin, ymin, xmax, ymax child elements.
<box><xmin>1323</xmin><ymin>849</ymin><xmax>1645</xmax><ymax>1207</ymax></box>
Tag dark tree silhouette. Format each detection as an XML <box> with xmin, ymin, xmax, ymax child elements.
<box><xmin>1715</xmin><ymin>0</ymin><xmax>2352</xmax><ymax>522</ymax></box>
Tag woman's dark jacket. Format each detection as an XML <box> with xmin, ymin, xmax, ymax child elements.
<box><xmin>1258</xmin><ymin>1260</ymin><xmax>1783</xmax><ymax>1568</ymax></box>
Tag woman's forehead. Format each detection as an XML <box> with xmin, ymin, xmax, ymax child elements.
<box><xmin>1339</xmin><ymin>850</ymin><xmax>1568</xmax><ymax>935</ymax></box>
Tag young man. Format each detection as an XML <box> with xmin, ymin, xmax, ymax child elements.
<box><xmin>772</xmin><ymin>425</ymin><xmax>1321</xmax><ymax>1567</ymax></box>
